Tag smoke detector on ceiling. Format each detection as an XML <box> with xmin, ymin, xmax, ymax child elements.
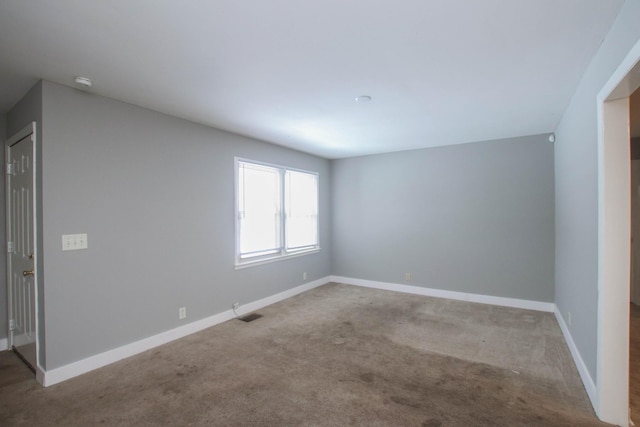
<box><xmin>74</xmin><ymin>76</ymin><xmax>92</xmax><ymax>89</ymax></box>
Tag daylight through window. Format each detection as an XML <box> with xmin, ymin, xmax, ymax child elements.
<box><xmin>236</xmin><ymin>159</ymin><xmax>319</xmax><ymax>266</ymax></box>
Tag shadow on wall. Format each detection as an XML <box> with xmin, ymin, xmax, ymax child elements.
<box><xmin>632</xmin><ymin>88</ymin><xmax>640</xmax><ymax>159</ymax></box>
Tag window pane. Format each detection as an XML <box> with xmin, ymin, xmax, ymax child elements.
<box><xmin>285</xmin><ymin>170</ymin><xmax>318</xmax><ymax>250</ymax></box>
<box><xmin>239</xmin><ymin>162</ymin><xmax>281</xmax><ymax>257</ymax></box>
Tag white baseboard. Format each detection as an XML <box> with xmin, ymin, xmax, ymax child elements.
<box><xmin>36</xmin><ymin>365</ymin><xmax>46</xmax><ymax>384</ymax></box>
<box><xmin>42</xmin><ymin>276</ymin><xmax>330</xmax><ymax>386</ymax></box>
<box><xmin>39</xmin><ymin>273</ymin><xmax>593</xmax><ymax>409</ymax></box>
<box><xmin>235</xmin><ymin>276</ymin><xmax>329</xmax><ymax>317</ymax></box>
<box><xmin>0</xmin><ymin>337</ymin><xmax>8</xmax><ymax>351</ymax></box>
<box><xmin>43</xmin><ymin>310</ymin><xmax>236</xmax><ymax>386</ymax></box>
<box><xmin>553</xmin><ymin>305</ymin><xmax>597</xmax><ymax>409</ymax></box>
<box><xmin>331</xmin><ymin>276</ymin><xmax>555</xmax><ymax>312</ymax></box>
<box><xmin>331</xmin><ymin>276</ymin><xmax>597</xmax><ymax>411</ymax></box>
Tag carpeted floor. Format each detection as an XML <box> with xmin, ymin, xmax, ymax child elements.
<box><xmin>0</xmin><ymin>283</ymin><xmax>609</xmax><ymax>426</ymax></box>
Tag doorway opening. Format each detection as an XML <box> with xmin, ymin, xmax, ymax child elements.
<box><xmin>597</xmin><ymin>40</ymin><xmax>640</xmax><ymax>426</ymax></box>
<box><xmin>629</xmin><ymin>87</ymin><xmax>640</xmax><ymax>423</ymax></box>
<box><xmin>5</xmin><ymin>122</ymin><xmax>38</xmax><ymax>375</ymax></box>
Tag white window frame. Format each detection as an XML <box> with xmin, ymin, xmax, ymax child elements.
<box><xmin>235</xmin><ymin>158</ymin><xmax>320</xmax><ymax>268</ymax></box>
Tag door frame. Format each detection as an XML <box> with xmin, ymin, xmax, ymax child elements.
<box><xmin>5</xmin><ymin>121</ymin><xmax>39</xmax><ymax>373</ymax></box>
<box><xmin>597</xmin><ymin>40</ymin><xmax>640</xmax><ymax>425</ymax></box>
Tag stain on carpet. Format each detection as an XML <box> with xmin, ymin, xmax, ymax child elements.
<box><xmin>0</xmin><ymin>283</ymin><xmax>611</xmax><ymax>426</ymax></box>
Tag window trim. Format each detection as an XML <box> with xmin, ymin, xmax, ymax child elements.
<box><xmin>234</xmin><ymin>157</ymin><xmax>320</xmax><ymax>269</ymax></box>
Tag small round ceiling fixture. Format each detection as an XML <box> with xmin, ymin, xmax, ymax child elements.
<box><xmin>74</xmin><ymin>76</ymin><xmax>93</xmax><ymax>89</ymax></box>
<box><xmin>548</xmin><ymin>133</ymin><xmax>556</xmax><ymax>143</ymax></box>
<box><xmin>355</xmin><ymin>95</ymin><xmax>372</xmax><ymax>103</ymax></box>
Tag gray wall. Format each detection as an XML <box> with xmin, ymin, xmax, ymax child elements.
<box><xmin>33</xmin><ymin>81</ymin><xmax>330</xmax><ymax>369</ymax></box>
<box><xmin>332</xmin><ymin>134</ymin><xmax>555</xmax><ymax>302</ymax></box>
<box><xmin>0</xmin><ymin>112</ymin><xmax>6</xmax><ymax>343</ymax></box>
<box><xmin>6</xmin><ymin>81</ymin><xmax>45</xmax><ymax>365</ymax></box>
<box><xmin>554</xmin><ymin>0</ymin><xmax>640</xmax><ymax>380</ymax></box>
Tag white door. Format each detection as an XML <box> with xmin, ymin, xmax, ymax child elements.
<box><xmin>6</xmin><ymin>122</ymin><xmax>37</xmax><ymax>371</ymax></box>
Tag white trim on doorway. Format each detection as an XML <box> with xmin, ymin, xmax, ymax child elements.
<box><xmin>596</xmin><ymin>38</ymin><xmax>640</xmax><ymax>426</ymax></box>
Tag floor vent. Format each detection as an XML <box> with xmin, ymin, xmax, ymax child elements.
<box><xmin>238</xmin><ymin>313</ymin><xmax>263</xmax><ymax>322</ymax></box>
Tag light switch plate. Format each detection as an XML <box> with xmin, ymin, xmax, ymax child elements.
<box><xmin>62</xmin><ymin>234</ymin><xmax>88</xmax><ymax>251</ymax></box>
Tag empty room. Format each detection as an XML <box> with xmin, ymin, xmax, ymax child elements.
<box><xmin>2</xmin><ymin>1</ymin><xmax>640</xmax><ymax>425</ymax></box>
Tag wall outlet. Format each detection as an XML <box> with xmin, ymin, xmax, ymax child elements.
<box><xmin>303</xmin><ymin>272</ymin><xmax>307</xmax><ymax>280</ymax></box>
<box><xmin>405</xmin><ymin>273</ymin><xmax>411</xmax><ymax>281</ymax></box>
<box><xmin>179</xmin><ymin>307</ymin><xmax>187</xmax><ymax>320</ymax></box>
<box><xmin>568</xmin><ymin>311</ymin><xmax>572</xmax><ymax>326</ymax></box>
<box><xmin>232</xmin><ymin>302</ymin><xmax>240</xmax><ymax>310</ymax></box>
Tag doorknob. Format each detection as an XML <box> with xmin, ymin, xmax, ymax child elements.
<box><xmin>22</xmin><ymin>270</ymin><xmax>34</xmax><ymax>277</ymax></box>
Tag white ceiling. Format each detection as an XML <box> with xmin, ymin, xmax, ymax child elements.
<box><xmin>0</xmin><ymin>0</ymin><xmax>624</xmax><ymax>159</ymax></box>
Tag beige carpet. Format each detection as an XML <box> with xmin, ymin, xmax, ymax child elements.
<box><xmin>0</xmin><ymin>283</ymin><xmax>608</xmax><ymax>426</ymax></box>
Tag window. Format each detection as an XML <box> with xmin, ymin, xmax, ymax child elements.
<box><xmin>236</xmin><ymin>159</ymin><xmax>319</xmax><ymax>266</ymax></box>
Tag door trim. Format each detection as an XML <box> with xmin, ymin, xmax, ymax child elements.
<box><xmin>596</xmin><ymin>39</ymin><xmax>640</xmax><ymax>425</ymax></box>
<box><xmin>5</xmin><ymin>121</ymin><xmax>40</xmax><ymax>374</ymax></box>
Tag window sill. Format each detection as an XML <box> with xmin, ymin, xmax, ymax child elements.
<box><xmin>235</xmin><ymin>248</ymin><xmax>320</xmax><ymax>270</ymax></box>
